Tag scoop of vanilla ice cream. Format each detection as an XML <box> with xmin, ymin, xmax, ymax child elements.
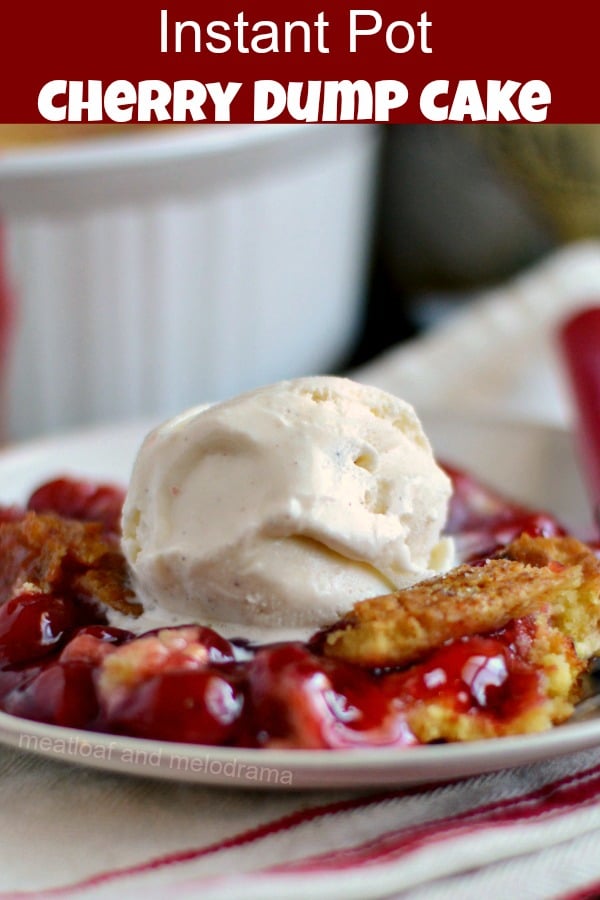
<box><xmin>120</xmin><ymin>376</ymin><xmax>454</xmax><ymax>640</ymax></box>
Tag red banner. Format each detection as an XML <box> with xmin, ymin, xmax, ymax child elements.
<box><xmin>0</xmin><ymin>2</ymin><xmax>596</xmax><ymax>123</ymax></box>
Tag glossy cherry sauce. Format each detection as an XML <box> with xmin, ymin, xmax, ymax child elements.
<box><xmin>0</xmin><ymin>471</ymin><xmax>568</xmax><ymax>748</ymax></box>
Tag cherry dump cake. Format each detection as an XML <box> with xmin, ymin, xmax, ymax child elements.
<box><xmin>0</xmin><ymin>466</ymin><xmax>596</xmax><ymax>750</ymax></box>
<box><xmin>0</xmin><ymin>375</ymin><xmax>596</xmax><ymax>751</ymax></box>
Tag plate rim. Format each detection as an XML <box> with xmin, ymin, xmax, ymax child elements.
<box><xmin>2</xmin><ymin>708</ymin><xmax>600</xmax><ymax>790</ymax></box>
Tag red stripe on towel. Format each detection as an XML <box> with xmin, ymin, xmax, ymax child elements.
<box><xmin>5</xmin><ymin>762</ymin><xmax>600</xmax><ymax>898</ymax></box>
<box><xmin>265</xmin><ymin>763</ymin><xmax>600</xmax><ymax>874</ymax></box>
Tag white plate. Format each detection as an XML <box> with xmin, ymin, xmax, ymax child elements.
<box><xmin>0</xmin><ymin>415</ymin><xmax>597</xmax><ymax>790</ymax></box>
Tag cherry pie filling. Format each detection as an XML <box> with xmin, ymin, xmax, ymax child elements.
<box><xmin>0</xmin><ymin>470</ymin><xmax>580</xmax><ymax>749</ymax></box>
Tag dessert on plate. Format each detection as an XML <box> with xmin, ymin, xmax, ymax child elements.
<box><xmin>0</xmin><ymin>376</ymin><xmax>598</xmax><ymax>750</ymax></box>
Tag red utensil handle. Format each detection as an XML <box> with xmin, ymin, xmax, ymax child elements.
<box><xmin>0</xmin><ymin>228</ymin><xmax>15</xmax><ymax>444</ymax></box>
<box><xmin>559</xmin><ymin>306</ymin><xmax>600</xmax><ymax>507</ymax></box>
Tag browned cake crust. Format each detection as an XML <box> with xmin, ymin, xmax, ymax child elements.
<box><xmin>323</xmin><ymin>535</ymin><xmax>600</xmax><ymax>742</ymax></box>
<box><xmin>323</xmin><ymin>557</ymin><xmax>578</xmax><ymax>667</ymax></box>
<box><xmin>501</xmin><ymin>535</ymin><xmax>600</xmax><ymax>659</ymax></box>
<box><xmin>0</xmin><ymin>512</ymin><xmax>142</xmax><ymax>617</ymax></box>
<box><xmin>501</xmin><ymin>533</ymin><xmax>600</xmax><ymax>570</ymax></box>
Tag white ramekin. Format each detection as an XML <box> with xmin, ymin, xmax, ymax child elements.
<box><xmin>0</xmin><ymin>125</ymin><xmax>381</xmax><ymax>441</ymax></box>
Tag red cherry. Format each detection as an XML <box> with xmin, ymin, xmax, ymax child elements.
<box><xmin>442</xmin><ymin>463</ymin><xmax>565</xmax><ymax>538</ymax></box>
<box><xmin>442</xmin><ymin>463</ymin><xmax>522</xmax><ymax>533</ymax></box>
<box><xmin>455</xmin><ymin>511</ymin><xmax>566</xmax><ymax>563</ymax></box>
<box><xmin>4</xmin><ymin>660</ymin><xmax>99</xmax><ymax>728</ymax></box>
<box><xmin>190</xmin><ymin>626</ymin><xmax>237</xmax><ymax>664</ymax></box>
<box><xmin>246</xmin><ymin>643</ymin><xmax>413</xmax><ymax>749</ymax></box>
<box><xmin>382</xmin><ymin>626</ymin><xmax>541</xmax><ymax>723</ymax></box>
<box><xmin>104</xmin><ymin>669</ymin><xmax>244</xmax><ymax>744</ymax></box>
<box><xmin>495</xmin><ymin>512</ymin><xmax>565</xmax><ymax>541</ymax></box>
<box><xmin>0</xmin><ymin>591</ymin><xmax>77</xmax><ymax>666</ymax></box>
<box><xmin>27</xmin><ymin>478</ymin><xmax>125</xmax><ymax>533</ymax></box>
